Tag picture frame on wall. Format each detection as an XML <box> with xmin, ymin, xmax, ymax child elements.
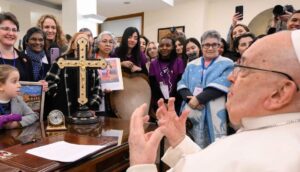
<box><xmin>157</xmin><ymin>26</ymin><xmax>185</xmax><ymax>42</ymax></box>
<box><xmin>19</xmin><ymin>81</ymin><xmax>45</xmax><ymax>122</ymax></box>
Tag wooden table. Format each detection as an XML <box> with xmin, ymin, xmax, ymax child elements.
<box><xmin>0</xmin><ymin>117</ymin><xmax>156</xmax><ymax>172</ymax></box>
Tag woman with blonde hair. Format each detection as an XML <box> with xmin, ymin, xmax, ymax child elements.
<box><xmin>37</xmin><ymin>14</ymin><xmax>68</xmax><ymax>56</ymax></box>
<box><xmin>145</xmin><ymin>41</ymin><xmax>158</xmax><ymax>70</ymax></box>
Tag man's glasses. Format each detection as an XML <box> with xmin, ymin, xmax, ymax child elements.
<box><xmin>202</xmin><ymin>43</ymin><xmax>220</xmax><ymax>49</ymax></box>
<box><xmin>233</xmin><ymin>64</ymin><xmax>299</xmax><ymax>91</ymax></box>
<box><xmin>0</xmin><ymin>26</ymin><xmax>19</xmax><ymax>33</ymax></box>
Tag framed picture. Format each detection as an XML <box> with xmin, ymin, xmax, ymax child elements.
<box><xmin>19</xmin><ymin>81</ymin><xmax>45</xmax><ymax>122</ymax></box>
<box><xmin>98</xmin><ymin>58</ymin><xmax>124</xmax><ymax>91</ymax></box>
<box><xmin>157</xmin><ymin>26</ymin><xmax>185</xmax><ymax>42</ymax></box>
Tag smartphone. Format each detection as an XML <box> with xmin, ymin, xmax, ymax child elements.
<box><xmin>235</xmin><ymin>5</ymin><xmax>244</xmax><ymax>20</ymax></box>
<box><xmin>50</xmin><ymin>48</ymin><xmax>60</xmax><ymax>64</ymax></box>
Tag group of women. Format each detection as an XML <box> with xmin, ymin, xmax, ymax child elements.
<box><xmin>0</xmin><ymin>9</ymin><xmax>299</xmax><ymax>148</ymax></box>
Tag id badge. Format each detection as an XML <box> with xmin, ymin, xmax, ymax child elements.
<box><xmin>193</xmin><ymin>87</ymin><xmax>203</xmax><ymax>96</ymax></box>
<box><xmin>159</xmin><ymin>82</ymin><xmax>169</xmax><ymax>99</ymax></box>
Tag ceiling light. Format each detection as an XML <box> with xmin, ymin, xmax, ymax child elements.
<box><xmin>82</xmin><ymin>14</ymin><xmax>107</xmax><ymax>24</ymax></box>
<box><xmin>162</xmin><ymin>0</ymin><xmax>174</xmax><ymax>6</ymax></box>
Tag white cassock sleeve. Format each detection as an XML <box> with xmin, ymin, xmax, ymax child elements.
<box><xmin>126</xmin><ymin>136</ymin><xmax>201</xmax><ymax>172</ymax></box>
<box><xmin>127</xmin><ymin>164</ymin><xmax>157</xmax><ymax>172</ymax></box>
<box><xmin>162</xmin><ymin>136</ymin><xmax>201</xmax><ymax>168</ymax></box>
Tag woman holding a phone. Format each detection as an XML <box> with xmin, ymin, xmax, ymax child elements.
<box><xmin>37</xmin><ymin>14</ymin><xmax>68</xmax><ymax>60</ymax></box>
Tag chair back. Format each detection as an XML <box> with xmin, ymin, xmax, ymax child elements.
<box><xmin>110</xmin><ymin>73</ymin><xmax>151</xmax><ymax>120</ymax></box>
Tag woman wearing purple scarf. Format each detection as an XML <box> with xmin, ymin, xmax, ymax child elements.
<box><xmin>149</xmin><ymin>37</ymin><xmax>185</xmax><ymax>114</ymax></box>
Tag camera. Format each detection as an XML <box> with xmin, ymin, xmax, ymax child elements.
<box><xmin>170</xmin><ymin>27</ymin><xmax>176</xmax><ymax>33</ymax></box>
<box><xmin>273</xmin><ymin>5</ymin><xmax>294</xmax><ymax>17</ymax></box>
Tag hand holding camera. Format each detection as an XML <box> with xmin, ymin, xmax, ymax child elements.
<box><xmin>231</xmin><ymin>6</ymin><xmax>243</xmax><ymax>27</ymax></box>
<box><xmin>272</xmin><ymin>5</ymin><xmax>294</xmax><ymax>23</ymax></box>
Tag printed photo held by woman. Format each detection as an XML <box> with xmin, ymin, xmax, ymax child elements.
<box><xmin>95</xmin><ymin>31</ymin><xmax>117</xmax><ymax>117</ymax></box>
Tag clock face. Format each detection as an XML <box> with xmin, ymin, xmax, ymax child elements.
<box><xmin>48</xmin><ymin>110</ymin><xmax>64</xmax><ymax>126</ymax></box>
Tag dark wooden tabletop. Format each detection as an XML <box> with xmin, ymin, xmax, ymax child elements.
<box><xmin>0</xmin><ymin>117</ymin><xmax>156</xmax><ymax>172</ymax></box>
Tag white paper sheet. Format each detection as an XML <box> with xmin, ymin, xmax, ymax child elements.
<box><xmin>26</xmin><ymin>141</ymin><xmax>106</xmax><ymax>162</ymax></box>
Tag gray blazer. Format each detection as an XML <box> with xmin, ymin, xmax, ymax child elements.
<box><xmin>11</xmin><ymin>96</ymin><xmax>39</xmax><ymax>127</ymax></box>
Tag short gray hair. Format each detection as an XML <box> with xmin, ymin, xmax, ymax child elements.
<box><xmin>96</xmin><ymin>31</ymin><xmax>116</xmax><ymax>46</ymax></box>
<box><xmin>200</xmin><ymin>30</ymin><xmax>221</xmax><ymax>44</ymax></box>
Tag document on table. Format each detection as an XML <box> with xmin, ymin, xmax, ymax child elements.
<box><xmin>26</xmin><ymin>141</ymin><xmax>106</xmax><ymax>162</ymax></box>
<box><xmin>101</xmin><ymin>129</ymin><xmax>123</xmax><ymax>146</ymax></box>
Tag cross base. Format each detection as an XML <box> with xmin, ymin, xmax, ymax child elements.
<box><xmin>68</xmin><ymin>105</ymin><xmax>99</xmax><ymax>125</ymax></box>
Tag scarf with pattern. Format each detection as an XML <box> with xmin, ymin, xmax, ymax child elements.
<box><xmin>26</xmin><ymin>47</ymin><xmax>46</xmax><ymax>81</ymax></box>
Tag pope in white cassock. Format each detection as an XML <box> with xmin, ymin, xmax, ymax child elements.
<box><xmin>127</xmin><ymin>30</ymin><xmax>300</xmax><ymax>172</ymax></box>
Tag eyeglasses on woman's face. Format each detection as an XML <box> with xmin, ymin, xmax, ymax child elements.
<box><xmin>202</xmin><ymin>43</ymin><xmax>220</xmax><ymax>49</ymax></box>
<box><xmin>0</xmin><ymin>26</ymin><xmax>18</xmax><ymax>33</ymax></box>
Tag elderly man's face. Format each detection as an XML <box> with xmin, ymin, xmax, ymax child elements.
<box><xmin>226</xmin><ymin>39</ymin><xmax>280</xmax><ymax>126</ymax></box>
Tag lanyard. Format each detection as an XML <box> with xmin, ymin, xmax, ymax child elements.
<box><xmin>0</xmin><ymin>49</ymin><xmax>16</xmax><ymax>67</ymax></box>
<box><xmin>200</xmin><ymin>57</ymin><xmax>217</xmax><ymax>83</ymax></box>
<box><xmin>158</xmin><ymin>60</ymin><xmax>173</xmax><ymax>90</ymax></box>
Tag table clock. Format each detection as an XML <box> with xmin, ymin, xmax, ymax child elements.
<box><xmin>46</xmin><ymin>110</ymin><xmax>67</xmax><ymax>131</ymax></box>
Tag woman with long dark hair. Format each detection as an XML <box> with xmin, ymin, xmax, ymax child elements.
<box><xmin>113</xmin><ymin>27</ymin><xmax>148</xmax><ymax>75</ymax></box>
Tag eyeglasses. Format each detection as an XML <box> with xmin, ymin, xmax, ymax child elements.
<box><xmin>233</xmin><ymin>64</ymin><xmax>299</xmax><ymax>91</ymax></box>
<box><xmin>202</xmin><ymin>43</ymin><xmax>220</xmax><ymax>49</ymax></box>
<box><xmin>0</xmin><ymin>26</ymin><xmax>19</xmax><ymax>33</ymax></box>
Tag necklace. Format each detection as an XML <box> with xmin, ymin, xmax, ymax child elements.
<box><xmin>242</xmin><ymin>118</ymin><xmax>300</xmax><ymax>131</ymax></box>
<box><xmin>0</xmin><ymin>49</ymin><xmax>16</xmax><ymax>67</ymax></box>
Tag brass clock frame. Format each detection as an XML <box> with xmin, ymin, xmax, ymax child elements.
<box><xmin>46</xmin><ymin>110</ymin><xmax>67</xmax><ymax>131</ymax></box>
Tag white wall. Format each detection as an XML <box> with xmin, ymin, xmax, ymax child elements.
<box><xmin>144</xmin><ymin>0</ymin><xmax>206</xmax><ymax>42</ymax></box>
<box><xmin>143</xmin><ymin>0</ymin><xmax>300</xmax><ymax>42</ymax></box>
<box><xmin>205</xmin><ymin>0</ymin><xmax>300</xmax><ymax>39</ymax></box>
<box><xmin>0</xmin><ymin>0</ymin><xmax>61</xmax><ymax>44</ymax></box>
<box><xmin>101</xmin><ymin>16</ymin><xmax>142</xmax><ymax>37</ymax></box>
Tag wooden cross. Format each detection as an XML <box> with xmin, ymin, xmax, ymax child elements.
<box><xmin>56</xmin><ymin>37</ymin><xmax>107</xmax><ymax>105</ymax></box>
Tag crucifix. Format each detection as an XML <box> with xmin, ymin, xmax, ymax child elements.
<box><xmin>56</xmin><ymin>37</ymin><xmax>107</xmax><ymax>124</ymax></box>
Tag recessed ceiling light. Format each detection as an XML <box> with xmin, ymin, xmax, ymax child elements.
<box><xmin>124</xmin><ymin>1</ymin><xmax>130</xmax><ymax>5</ymax></box>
